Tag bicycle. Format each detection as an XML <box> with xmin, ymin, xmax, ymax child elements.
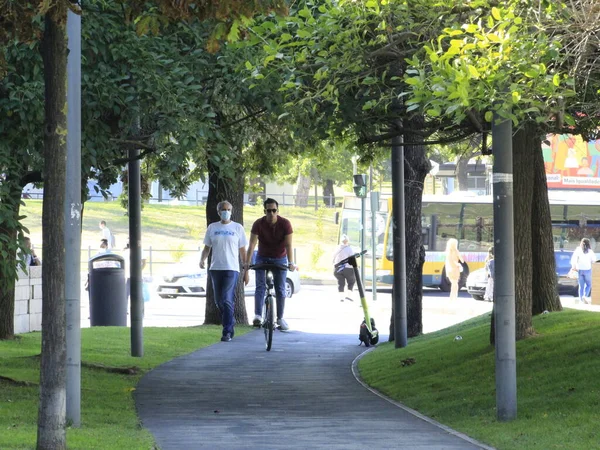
<box><xmin>334</xmin><ymin>250</ymin><xmax>379</xmax><ymax>347</ymax></box>
<box><xmin>249</xmin><ymin>262</ymin><xmax>289</xmax><ymax>351</ymax></box>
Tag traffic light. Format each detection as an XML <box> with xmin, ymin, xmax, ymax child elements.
<box><xmin>353</xmin><ymin>174</ymin><xmax>367</xmax><ymax>198</ymax></box>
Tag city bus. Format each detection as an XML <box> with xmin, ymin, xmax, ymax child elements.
<box><xmin>339</xmin><ymin>192</ymin><xmax>600</xmax><ymax>291</ymax></box>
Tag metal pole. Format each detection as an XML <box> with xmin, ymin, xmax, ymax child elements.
<box><xmin>370</xmin><ymin>191</ymin><xmax>379</xmax><ymax>302</ymax></box>
<box><xmin>392</xmin><ymin>134</ymin><xmax>407</xmax><ymax>347</ymax></box>
<box><xmin>492</xmin><ymin>114</ymin><xmax>517</xmax><ymax>421</ymax></box>
<box><xmin>129</xmin><ymin>134</ymin><xmax>143</xmax><ymax>357</ymax></box>
<box><xmin>360</xmin><ymin>195</ymin><xmax>366</xmax><ymax>283</ymax></box>
<box><xmin>65</xmin><ymin>7</ymin><xmax>81</xmax><ymax>427</ymax></box>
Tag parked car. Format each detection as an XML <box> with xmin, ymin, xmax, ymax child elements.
<box><xmin>157</xmin><ymin>255</ymin><xmax>301</xmax><ymax>299</ymax></box>
<box><xmin>466</xmin><ymin>250</ymin><xmax>578</xmax><ymax>301</ymax></box>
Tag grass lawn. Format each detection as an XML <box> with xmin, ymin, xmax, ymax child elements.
<box><xmin>20</xmin><ymin>200</ymin><xmax>342</xmax><ymax>276</ymax></box>
<box><xmin>0</xmin><ymin>325</ymin><xmax>251</xmax><ymax>449</ymax></box>
<box><xmin>358</xmin><ymin>308</ymin><xmax>600</xmax><ymax>450</ymax></box>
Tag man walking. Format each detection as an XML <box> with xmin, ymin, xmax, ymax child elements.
<box><xmin>246</xmin><ymin>198</ymin><xmax>295</xmax><ymax>331</ymax></box>
<box><xmin>99</xmin><ymin>220</ymin><xmax>114</xmax><ymax>250</ymax></box>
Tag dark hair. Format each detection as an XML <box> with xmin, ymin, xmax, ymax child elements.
<box><xmin>581</xmin><ymin>238</ymin><xmax>591</xmax><ymax>253</ymax></box>
<box><xmin>263</xmin><ymin>198</ymin><xmax>279</xmax><ymax>208</ymax></box>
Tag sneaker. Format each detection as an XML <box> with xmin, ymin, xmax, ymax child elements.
<box><xmin>253</xmin><ymin>315</ymin><xmax>262</xmax><ymax>327</ymax></box>
<box><xmin>277</xmin><ymin>318</ymin><xmax>289</xmax><ymax>331</ymax></box>
<box><xmin>221</xmin><ymin>333</ymin><xmax>232</xmax><ymax>342</ymax></box>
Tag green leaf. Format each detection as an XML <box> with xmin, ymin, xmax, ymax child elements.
<box><xmin>485</xmin><ymin>111</ymin><xmax>493</xmax><ymax>122</ymax></box>
<box><xmin>491</xmin><ymin>7</ymin><xmax>501</xmax><ymax>21</ymax></box>
<box><xmin>552</xmin><ymin>73</ymin><xmax>560</xmax><ymax>87</ymax></box>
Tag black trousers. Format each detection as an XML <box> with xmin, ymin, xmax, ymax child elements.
<box><xmin>333</xmin><ymin>267</ymin><xmax>356</xmax><ymax>292</ymax></box>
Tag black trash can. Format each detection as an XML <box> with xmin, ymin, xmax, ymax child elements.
<box><xmin>88</xmin><ymin>253</ymin><xmax>127</xmax><ymax>326</ymax></box>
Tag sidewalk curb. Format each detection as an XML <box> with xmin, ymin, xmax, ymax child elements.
<box><xmin>352</xmin><ymin>348</ymin><xmax>496</xmax><ymax>450</ymax></box>
<box><xmin>301</xmin><ymin>278</ymin><xmax>337</xmax><ymax>286</ymax></box>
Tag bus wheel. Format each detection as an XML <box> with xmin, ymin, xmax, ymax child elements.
<box><xmin>440</xmin><ymin>270</ymin><xmax>451</xmax><ymax>292</ymax></box>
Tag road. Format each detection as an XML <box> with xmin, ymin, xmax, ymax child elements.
<box><xmin>81</xmin><ymin>282</ymin><xmax>500</xmax><ymax>334</ymax></box>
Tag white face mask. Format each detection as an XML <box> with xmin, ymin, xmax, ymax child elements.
<box><xmin>220</xmin><ymin>210</ymin><xmax>232</xmax><ymax>221</ymax></box>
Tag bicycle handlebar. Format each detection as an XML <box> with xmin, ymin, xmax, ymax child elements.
<box><xmin>249</xmin><ymin>263</ymin><xmax>290</xmax><ymax>272</ymax></box>
<box><xmin>334</xmin><ymin>250</ymin><xmax>368</xmax><ymax>270</ymax></box>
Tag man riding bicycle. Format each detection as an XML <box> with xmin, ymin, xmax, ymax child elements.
<box><xmin>246</xmin><ymin>198</ymin><xmax>296</xmax><ymax>331</ymax></box>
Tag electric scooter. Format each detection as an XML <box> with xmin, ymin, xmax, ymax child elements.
<box><xmin>334</xmin><ymin>250</ymin><xmax>379</xmax><ymax>347</ymax></box>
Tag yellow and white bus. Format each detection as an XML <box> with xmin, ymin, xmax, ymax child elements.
<box><xmin>339</xmin><ymin>192</ymin><xmax>600</xmax><ymax>291</ymax></box>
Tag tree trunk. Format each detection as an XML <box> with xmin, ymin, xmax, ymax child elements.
<box><xmin>455</xmin><ymin>155</ymin><xmax>470</xmax><ymax>191</ymax></box>
<box><xmin>531</xmin><ymin>130</ymin><xmax>563</xmax><ymax>314</ymax></box>
<box><xmin>322</xmin><ymin>179</ymin><xmax>335</xmax><ymax>206</ymax></box>
<box><xmin>295</xmin><ymin>172</ymin><xmax>310</xmax><ymax>207</ymax></box>
<box><xmin>204</xmin><ymin>159</ymin><xmax>248</xmax><ymax>327</ymax></box>
<box><xmin>388</xmin><ymin>116</ymin><xmax>430</xmax><ymax>339</ymax></box>
<box><xmin>0</xmin><ymin>178</ymin><xmax>24</xmax><ymax>340</ymax></box>
<box><xmin>37</xmin><ymin>8</ymin><xmax>67</xmax><ymax>450</ymax></box>
<box><xmin>512</xmin><ymin>124</ymin><xmax>535</xmax><ymax>340</ymax></box>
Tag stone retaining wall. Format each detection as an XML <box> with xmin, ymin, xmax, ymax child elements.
<box><xmin>14</xmin><ymin>266</ymin><xmax>43</xmax><ymax>334</ymax></box>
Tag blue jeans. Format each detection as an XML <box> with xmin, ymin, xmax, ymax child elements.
<box><xmin>209</xmin><ymin>270</ymin><xmax>239</xmax><ymax>336</ymax></box>
<box><xmin>578</xmin><ymin>269</ymin><xmax>592</xmax><ymax>299</ymax></box>
<box><xmin>254</xmin><ymin>255</ymin><xmax>288</xmax><ymax>320</ymax></box>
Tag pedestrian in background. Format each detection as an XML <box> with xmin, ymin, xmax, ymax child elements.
<box><xmin>444</xmin><ymin>238</ymin><xmax>464</xmax><ymax>302</ymax></box>
<box><xmin>571</xmin><ymin>238</ymin><xmax>597</xmax><ymax>304</ymax></box>
<box><xmin>484</xmin><ymin>246</ymin><xmax>494</xmax><ymax>302</ymax></box>
<box><xmin>22</xmin><ymin>237</ymin><xmax>41</xmax><ymax>266</ymax></box>
<box><xmin>332</xmin><ymin>234</ymin><xmax>355</xmax><ymax>302</ymax></box>
<box><xmin>200</xmin><ymin>201</ymin><xmax>249</xmax><ymax>342</ymax></box>
<box><xmin>99</xmin><ymin>220</ymin><xmax>114</xmax><ymax>249</ymax></box>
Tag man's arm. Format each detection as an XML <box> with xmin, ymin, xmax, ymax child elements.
<box><xmin>199</xmin><ymin>245</ymin><xmax>211</xmax><ymax>269</ymax></box>
<box><xmin>246</xmin><ymin>233</ymin><xmax>258</xmax><ymax>266</ymax></box>
<box><xmin>239</xmin><ymin>246</ymin><xmax>250</xmax><ymax>285</ymax></box>
<box><xmin>284</xmin><ymin>234</ymin><xmax>295</xmax><ymax>271</ymax></box>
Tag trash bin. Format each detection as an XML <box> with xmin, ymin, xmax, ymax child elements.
<box><xmin>88</xmin><ymin>253</ymin><xmax>127</xmax><ymax>326</ymax></box>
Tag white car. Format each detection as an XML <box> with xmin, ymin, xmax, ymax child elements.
<box><xmin>157</xmin><ymin>257</ymin><xmax>301</xmax><ymax>299</ymax></box>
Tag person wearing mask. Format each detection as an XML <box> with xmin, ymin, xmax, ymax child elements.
<box><xmin>246</xmin><ymin>198</ymin><xmax>295</xmax><ymax>331</ymax></box>
<box><xmin>332</xmin><ymin>234</ymin><xmax>355</xmax><ymax>302</ymax></box>
<box><xmin>200</xmin><ymin>201</ymin><xmax>249</xmax><ymax>342</ymax></box>
<box><xmin>444</xmin><ymin>238</ymin><xmax>465</xmax><ymax>302</ymax></box>
<box><xmin>571</xmin><ymin>238</ymin><xmax>597</xmax><ymax>304</ymax></box>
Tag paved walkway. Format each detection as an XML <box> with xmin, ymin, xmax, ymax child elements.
<box><xmin>135</xmin><ymin>323</ymin><xmax>493</xmax><ymax>449</ymax></box>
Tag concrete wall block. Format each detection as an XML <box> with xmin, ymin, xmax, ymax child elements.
<box><xmin>33</xmin><ymin>284</ymin><xmax>42</xmax><ymax>300</ymax></box>
<box><xmin>14</xmin><ymin>299</ymin><xmax>29</xmax><ymax>315</ymax></box>
<box><xmin>29</xmin><ymin>298</ymin><xmax>43</xmax><ymax>314</ymax></box>
<box><xmin>29</xmin><ymin>266</ymin><xmax>43</xmax><ymax>279</ymax></box>
<box><xmin>14</xmin><ymin>314</ymin><xmax>30</xmax><ymax>334</ymax></box>
<box><xmin>29</xmin><ymin>313</ymin><xmax>42</xmax><ymax>332</ymax></box>
<box><xmin>16</xmin><ymin>275</ymin><xmax>29</xmax><ymax>287</ymax></box>
<box><xmin>15</xmin><ymin>285</ymin><xmax>30</xmax><ymax>301</ymax></box>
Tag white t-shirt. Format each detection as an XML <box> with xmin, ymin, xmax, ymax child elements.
<box><xmin>571</xmin><ymin>247</ymin><xmax>597</xmax><ymax>271</ymax></box>
<box><xmin>101</xmin><ymin>227</ymin><xmax>113</xmax><ymax>249</ymax></box>
<box><xmin>203</xmin><ymin>221</ymin><xmax>248</xmax><ymax>272</ymax></box>
<box><xmin>333</xmin><ymin>244</ymin><xmax>354</xmax><ymax>269</ymax></box>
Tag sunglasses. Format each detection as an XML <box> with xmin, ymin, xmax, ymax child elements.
<box><xmin>265</xmin><ymin>209</ymin><xmax>278</xmax><ymax>213</ymax></box>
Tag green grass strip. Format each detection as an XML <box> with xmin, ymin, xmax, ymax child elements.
<box><xmin>358</xmin><ymin>308</ymin><xmax>600</xmax><ymax>450</ymax></box>
<box><xmin>0</xmin><ymin>325</ymin><xmax>250</xmax><ymax>449</ymax></box>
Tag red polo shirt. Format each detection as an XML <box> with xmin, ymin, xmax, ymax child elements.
<box><xmin>251</xmin><ymin>216</ymin><xmax>293</xmax><ymax>258</ymax></box>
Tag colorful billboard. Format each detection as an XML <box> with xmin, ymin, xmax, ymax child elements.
<box><xmin>544</xmin><ymin>134</ymin><xmax>600</xmax><ymax>189</ymax></box>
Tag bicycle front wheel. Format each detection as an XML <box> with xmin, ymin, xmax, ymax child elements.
<box><xmin>263</xmin><ymin>294</ymin><xmax>274</xmax><ymax>351</ymax></box>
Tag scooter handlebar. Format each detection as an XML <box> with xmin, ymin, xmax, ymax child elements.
<box><xmin>334</xmin><ymin>250</ymin><xmax>368</xmax><ymax>270</ymax></box>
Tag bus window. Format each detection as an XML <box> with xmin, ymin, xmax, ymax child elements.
<box><xmin>422</xmin><ymin>202</ymin><xmax>462</xmax><ymax>251</ymax></box>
